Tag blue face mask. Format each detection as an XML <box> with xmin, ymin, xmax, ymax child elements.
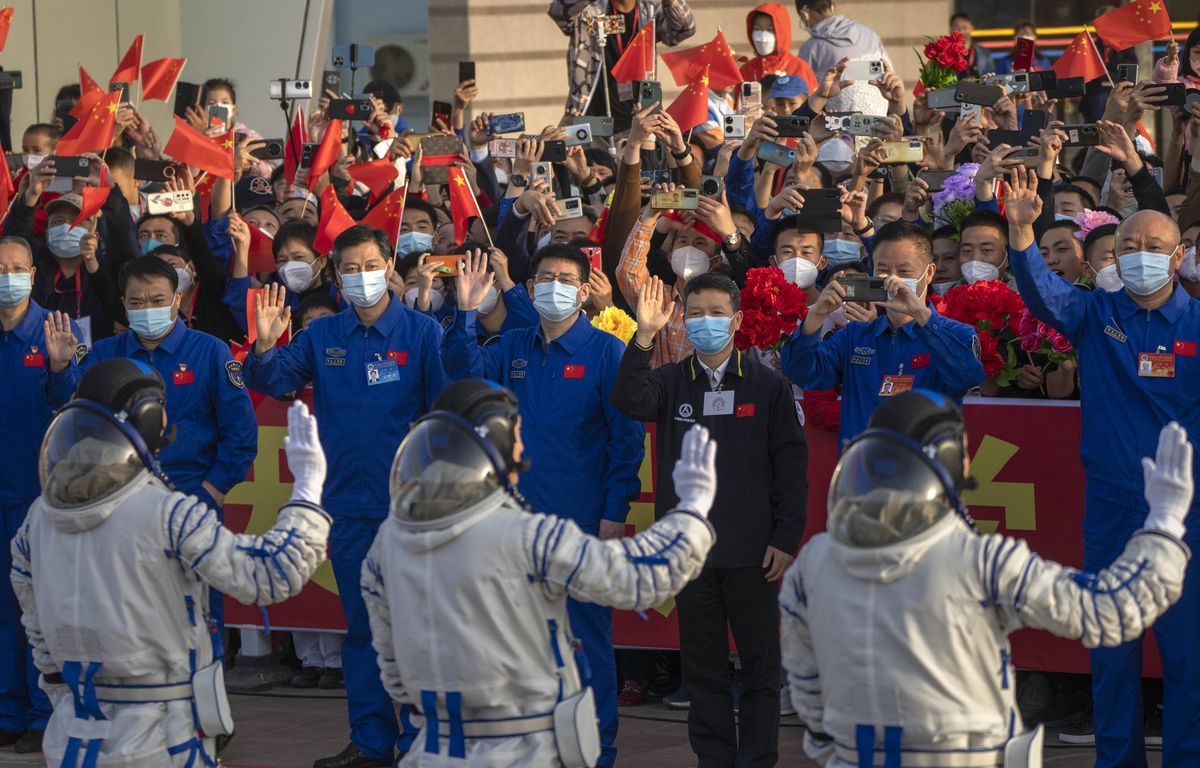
<box><xmin>1118</xmin><ymin>250</ymin><xmax>1173</xmax><ymax>296</ymax></box>
<box><xmin>141</xmin><ymin>238</ymin><xmax>165</xmax><ymax>256</ymax></box>
<box><xmin>396</xmin><ymin>231</ymin><xmax>433</xmax><ymax>257</ymax></box>
<box><xmin>127</xmin><ymin>305</ymin><xmax>175</xmax><ymax>340</ymax></box>
<box><xmin>0</xmin><ymin>272</ymin><xmax>31</xmax><ymax>306</ymax></box>
<box><xmin>823</xmin><ymin>239</ymin><xmax>862</xmax><ymax>267</ymax></box>
<box><xmin>532</xmin><ymin>281</ymin><xmax>580</xmax><ymax>322</ymax></box>
<box><xmin>685</xmin><ymin>315</ymin><xmax>733</xmax><ymax>355</ymax></box>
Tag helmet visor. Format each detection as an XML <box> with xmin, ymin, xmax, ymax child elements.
<box><xmin>389</xmin><ymin>416</ymin><xmax>503</xmax><ymax>523</ymax></box>
<box><xmin>40</xmin><ymin>405</ymin><xmax>146</xmax><ymax>508</ymax></box>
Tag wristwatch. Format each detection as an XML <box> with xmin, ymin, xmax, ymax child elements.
<box><xmin>670</xmin><ymin>146</ymin><xmax>692</xmax><ymax>161</ymax></box>
<box><xmin>723</xmin><ymin>231</ymin><xmax>741</xmax><ymax>250</ymax></box>
<box><xmin>509</xmin><ymin>174</ymin><xmax>528</xmax><ymax>188</ymax></box>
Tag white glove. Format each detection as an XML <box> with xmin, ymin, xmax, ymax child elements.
<box><xmin>284</xmin><ymin>401</ymin><xmax>327</xmax><ymax>505</ymax></box>
<box><xmin>1143</xmin><ymin>421</ymin><xmax>1193</xmax><ymax>540</ymax></box>
<box><xmin>672</xmin><ymin>425</ymin><xmax>717</xmax><ymax>518</ymax></box>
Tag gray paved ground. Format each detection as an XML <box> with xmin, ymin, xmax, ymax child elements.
<box><xmin>0</xmin><ymin>691</ymin><xmax>1159</xmax><ymax>766</ymax></box>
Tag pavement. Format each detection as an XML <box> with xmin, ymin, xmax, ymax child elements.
<box><xmin>0</xmin><ymin>689</ymin><xmax>1160</xmax><ymax>767</ymax></box>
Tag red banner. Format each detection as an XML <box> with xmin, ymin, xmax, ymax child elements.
<box><xmin>223</xmin><ymin>397</ymin><xmax>1162</xmax><ymax>675</ymax></box>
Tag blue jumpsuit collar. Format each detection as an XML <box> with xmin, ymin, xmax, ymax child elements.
<box><xmin>534</xmin><ymin>313</ymin><xmax>591</xmax><ymax>354</ymax></box>
<box><xmin>8</xmin><ymin>299</ymin><xmax>47</xmax><ymax>343</ymax></box>
<box><xmin>1112</xmin><ymin>283</ymin><xmax>1190</xmax><ymax>323</ymax></box>
<box><xmin>338</xmin><ymin>292</ymin><xmax>404</xmax><ymax>337</ymax></box>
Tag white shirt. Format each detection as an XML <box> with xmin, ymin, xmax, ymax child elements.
<box><xmin>697</xmin><ymin>355</ymin><xmax>732</xmax><ymax>390</ymax></box>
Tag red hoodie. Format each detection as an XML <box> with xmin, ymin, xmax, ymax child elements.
<box><xmin>739</xmin><ymin>3</ymin><xmax>817</xmax><ymax>92</ymax></box>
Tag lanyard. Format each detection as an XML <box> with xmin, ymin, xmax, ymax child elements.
<box><xmin>182</xmin><ymin>286</ymin><xmax>199</xmax><ymax>328</ymax></box>
<box><xmin>613</xmin><ymin>7</ymin><xmax>639</xmax><ymax>56</ymax></box>
<box><xmin>53</xmin><ymin>268</ymin><xmax>83</xmax><ymax>318</ymax></box>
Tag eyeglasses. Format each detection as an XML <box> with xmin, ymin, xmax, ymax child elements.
<box><xmin>0</xmin><ymin>266</ymin><xmax>31</xmax><ymax>275</ymax></box>
<box><xmin>534</xmin><ymin>271</ymin><xmax>582</xmax><ymax>286</ymax></box>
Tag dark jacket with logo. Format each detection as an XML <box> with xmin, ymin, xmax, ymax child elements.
<box><xmin>611</xmin><ymin>344</ymin><xmax>808</xmax><ymax>567</ymax></box>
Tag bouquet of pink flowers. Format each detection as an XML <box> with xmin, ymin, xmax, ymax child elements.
<box><xmin>1017</xmin><ymin>309</ymin><xmax>1075</xmax><ymax>363</ymax></box>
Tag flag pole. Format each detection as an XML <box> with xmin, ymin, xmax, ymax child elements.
<box><xmin>1083</xmin><ymin>25</ymin><xmax>1115</xmax><ymax>89</ymax></box>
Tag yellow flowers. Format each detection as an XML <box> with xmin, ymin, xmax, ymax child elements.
<box><xmin>591</xmin><ymin>306</ymin><xmax>638</xmax><ymax>345</ymax></box>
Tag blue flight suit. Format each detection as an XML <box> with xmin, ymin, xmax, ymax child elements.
<box><xmin>1011</xmin><ymin>243</ymin><xmax>1200</xmax><ymax>767</ymax></box>
<box><xmin>0</xmin><ymin>300</ymin><xmax>79</xmax><ymax>736</ymax></box>
<box><xmin>78</xmin><ymin>319</ymin><xmax>258</xmax><ymax>638</ymax></box>
<box><xmin>243</xmin><ymin>294</ymin><xmax>448</xmax><ymax>762</ymax></box>
<box><xmin>781</xmin><ymin>306</ymin><xmax>984</xmax><ymax>448</ymax></box>
<box><xmin>442</xmin><ymin>309</ymin><xmax>645</xmax><ymax>768</ymax></box>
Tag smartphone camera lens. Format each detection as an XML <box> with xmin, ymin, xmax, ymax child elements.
<box><xmin>701</xmin><ymin>178</ymin><xmax>719</xmax><ymax>195</ymax></box>
<box><xmin>163</xmin><ymin>166</ymin><xmax>176</xmax><ymax>179</ymax></box>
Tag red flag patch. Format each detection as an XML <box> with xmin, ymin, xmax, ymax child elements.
<box><xmin>563</xmin><ymin>364</ymin><xmax>586</xmax><ymax>379</ymax></box>
<box><xmin>387</xmin><ymin>350</ymin><xmax>408</xmax><ymax>365</ymax></box>
<box><xmin>910</xmin><ymin>353</ymin><xmax>931</xmax><ymax>369</ymax></box>
<box><xmin>173</xmin><ymin>369</ymin><xmax>195</xmax><ymax>385</ymax></box>
<box><xmin>1174</xmin><ymin>340</ymin><xmax>1196</xmax><ymax>357</ymax></box>
<box><xmin>736</xmin><ymin>403</ymin><xmax>756</xmax><ymax>418</ymax></box>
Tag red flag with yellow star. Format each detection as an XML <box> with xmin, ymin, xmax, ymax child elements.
<box><xmin>359</xmin><ymin>186</ymin><xmax>408</xmax><ymax>247</ymax></box>
<box><xmin>69</xmin><ymin>66</ymin><xmax>106</xmax><ymax>120</ymax></box>
<box><xmin>1052</xmin><ymin>32</ymin><xmax>1107</xmax><ymax>84</ymax></box>
<box><xmin>0</xmin><ymin>8</ymin><xmax>15</xmax><ymax>52</ymax></box>
<box><xmin>447</xmin><ymin>166</ymin><xmax>481</xmax><ymax>244</ymax></box>
<box><xmin>141</xmin><ymin>57</ymin><xmax>187</xmax><ymax>102</ymax></box>
<box><xmin>110</xmin><ymin>34</ymin><xmax>143</xmax><ymax>85</ymax></box>
<box><xmin>665</xmin><ymin>66</ymin><xmax>711</xmax><ymax>132</ymax></box>
<box><xmin>308</xmin><ymin>119</ymin><xmax>344</xmax><ymax>184</ymax></box>
<box><xmin>610</xmin><ymin>23</ymin><xmax>656</xmax><ymax>85</ymax></box>
<box><xmin>58</xmin><ymin>91</ymin><xmax>121</xmax><ymax>155</ymax></box>
<box><xmin>662</xmin><ymin>31</ymin><xmax>742</xmax><ymax>91</ymax></box>
<box><xmin>1093</xmin><ymin>0</ymin><xmax>1171</xmax><ymax>51</ymax></box>
<box><xmin>314</xmin><ymin>185</ymin><xmax>356</xmax><ymax>255</ymax></box>
<box><xmin>164</xmin><ymin>116</ymin><xmax>235</xmax><ymax>180</ymax></box>
<box><xmin>347</xmin><ymin>159</ymin><xmax>400</xmax><ymax>204</ymax></box>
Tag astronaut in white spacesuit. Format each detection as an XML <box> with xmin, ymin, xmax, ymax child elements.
<box><xmin>780</xmin><ymin>389</ymin><xmax>1192</xmax><ymax>768</ymax></box>
<box><xmin>10</xmin><ymin>358</ymin><xmax>331</xmax><ymax>768</ymax></box>
<box><xmin>360</xmin><ymin>379</ymin><xmax>718</xmax><ymax>767</ymax></box>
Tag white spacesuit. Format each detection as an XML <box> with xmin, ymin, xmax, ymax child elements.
<box><xmin>9</xmin><ymin>359</ymin><xmax>331</xmax><ymax>767</ymax></box>
<box><xmin>360</xmin><ymin>380</ymin><xmax>718</xmax><ymax>767</ymax></box>
<box><xmin>780</xmin><ymin>390</ymin><xmax>1192</xmax><ymax>768</ymax></box>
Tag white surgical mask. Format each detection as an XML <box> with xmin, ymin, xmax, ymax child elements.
<box><xmin>47</xmin><ymin>224</ymin><xmax>87</xmax><ymax>259</ymax></box>
<box><xmin>536</xmin><ymin>230</ymin><xmax>553</xmax><ymax>251</ymax></box>
<box><xmin>23</xmin><ymin>154</ymin><xmax>44</xmax><ymax>171</ymax></box>
<box><xmin>494</xmin><ymin>169</ymin><xmax>509</xmax><ymax>188</ymax></box>
<box><xmin>931</xmin><ymin>280</ymin><xmax>956</xmax><ymax>296</ymax></box>
<box><xmin>341</xmin><ymin>269</ymin><xmax>389</xmax><ymax>307</ymax></box>
<box><xmin>960</xmin><ymin>260</ymin><xmax>1000</xmax><ymax>284</ymax></box>
<box><xmin>777</xmin><ymin>257</ymin><xmax>819</xmax><ymax>289</ymax></box>
<box><xmin>1177</xmin><ymin>245</ymin><xmax>1198</xmax><ymax>282</ymax></box>
<box><xmin>532</xmin><ymin>280</ymin><xmax>580</xmax><ymax>322</ymax></box>
<box><xmin>1093</xmin><ymin>264</ymin><xmax>1123</xmax><ymax>292</ymax></box>
<box><xmin>1118</xmin><ymin>250</ymin><xmax>1173</xmax><ymax>296</ymax></box>
<box><xmin>896</xmin><ymin>276</ymin><xmax>923</xmax><ymax>296</ymax></box>
<box><xmin>670</xmin><ymin>246</ymin><xmax>710</xmax><ymax>281</ymax></box>
<box><xmin>278</xmin><ymin>260</ymin><xmax>318</xmax><ymax>293</ymax></box>
<box><xmin>751</xmin><ymin>30</ymin><xmax>777</xmax><ymax>57</ymax></box>
<box><xmin>174</xmin><ymin>267</ymin><xmax>194</xmax><ymax>293</ymax></box>
<box><xmin>404</xmin><ymin>286</ymin><xmax>445</xmax><ymax>313</ymax></box>
<box><xmin>396</xmin><ymin>231</ymin><xmax>433</xmax><ymax>257</ymax></box>
<box><xmin>476</xmin><ymin>285</ymin><xmax>501</xmax><ymax>315</ymax></box>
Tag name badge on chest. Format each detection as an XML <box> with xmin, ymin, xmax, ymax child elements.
<box><xmin>1137</xmin><ymin>352</ymin><xmax>1175</xmax><ymax>378</ymax></box>
<box><xmin>879</xmin><ymin>374</ymin><xmax>915</xmax><ymax>396</ymax></box>
<box><xmin>703</xmin><ymin>390</ymin><xmax>735</xmax><ymax>416</ymax></box>
<box><xmin>366</xmin><ymin>359</ymin><xmax>401</xmax><ymax>386</ymax></box>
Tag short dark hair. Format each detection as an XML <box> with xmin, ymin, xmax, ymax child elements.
<box><xmin>1054</xmin><ymin>183</ymin><xmax>1097</xmax><ymax>209</ymax></box>
<box><xmin>960</xmin><ymin>210</ymin><xmax>1008</xmax><ymax>243</ymax></box>
<box><xmin>0</xmin><ymin>236</ymin><xmax>34</xmax><ymax>266</ymax></box>
<box><xmin>684</xmin><ymin>272</ymin><xmax>740</xmax><ymax>311</ymax></box>
<box><xmin>273</xmin><ymin>220</ymin><xmax>318</xmax><ymax>258</ymax></box>
<box><xmin>1083</xmin><ymin>223</ymin><xmax>1118</xmax><ymax>255</ymax></box>
<box><xmin>119</xmin><ymin>255</ymin><xmax>179</xmax><ymax>295</ymax></box>
<box><xmin>270</xmin><ymin>164</ymin><xmax>287</xmax><ymax>184</ymax></box>
<box><xmin>363</xmin><ymin>80</ymin><xmax>401</xmax><ymax>111</ymax></box>
<box><xmin>298</xmin><ymin>292</ymin><xmax>340</xmax><ymax>327</ymax></box>
<box><xmin>137</xmin><ymin>213</ymin><xmax>185</xmax><ymax>244</ymax></box>
<box><xmin>584</xmin><ymin>148</ymin><xmax>617</xmax><ymax>176</ymax></box>
<box><xmin>867</xmin><ymin>192</ymin><xmax>905</xmax><ymax>220</ymax></box>
<box><xmin>105</xmin><ymin>145</ymin><xmax>135</xmax><ymax>175</ymax></box>
<box><xmin>24</xmin><ymin>123</ymin><xmax>59</xmax><ymax>142</ymax></box>
<box><xmin>530</xmin><ymin>243</ymin><xmax>589</xmax><ymax>282</ymax></box>
<box><xmin>404</xmin><ymin>198</ymin><xmax>439</xmax><ymax>227</ymax></box>
<box><xmin>150</xmin><ymin>243</ymin><xmax>189</xmax><ymax>263</ymax></box>
<box><xmin>1014</xmin><ymin>19</ymin><xmax>1036</xmax><ymax>33</ymax></box>
<box><xmin>950</xmin><ymin>11</ymin><xmax>972</xmax><ymax>24</ymax></box>
<box><xmin>774</xmin><ymin>217</ymin><xmax>825</xmax><ymax>252</ymax></box>
<box><xmin>331</xmin><ymin>225</ymin><xmax>393</xmax><ymax>266</ymax></box>
<box><xmin>203</xmin><ymin>78</ymin><xmax>237</xmax><ymax>102</ymax></box>
<box><xmin>873</xmin><ymin>221</ymin><xmax>934</xmax><ymax>263</ymax></box>
<box><xmin>932</xmin><ymin>225</ymin><xmax>959</xmax><ymax>242</ymax></box>
<box><xmin>54</xmin><ymin>84</ymin><xmax>81</xmax><ymax>103</ymax></box>
<box><xmin>794</xmin><ymin>0</ymin><xmax>834</xmax><ymax>13</ymax></box>
<box><xmin>1041</xmin><ymin>220</ymin><xmax>1080</xmax><ymax>240</ymax></box>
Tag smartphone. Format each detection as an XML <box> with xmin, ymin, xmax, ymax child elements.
<box><xmin>531</xmin><ymin>161</ymin><xmax>552</xmax><ymax>185</ymax></box>
<box><xmin>321</xmin><ymin>69</ymin><xmax>342</xmax><ymax>96</ymax></box>
<box><xmin>841</xmin><ymin>115</ymin><xmax>890</xmax><ymax>137</ymax></box>
<box><xmin>960</xmin><ymin>102</ymin><xmax>983</xmax><ymax>126</ymax></box>
<box><xmin>328</xmin><ymin>98</ymin><xmax>374</xmax><ymax>120</ymax></box>
<box><xmin>640</xmin><ymin>169</ymin><xmax>673</xmax><ymax>185</ymax></box>
<box><xmin>1160</xmin><ymin>82</ymin><xmax>1187</xmax><ymax>107</ymax></box>
<box><xmin>426</xmin><ymin>255</ymin><xmax>461</xmax><ymax>276</ymax></box>
<box><xmin>459</xmin><ymin>61</ymin><xmax>476</xmax><ymax>84</ymax></box>
<box><xmin>1118</xmin><ymin>63</ymin><xmax>1138</xmax><ymax>84</ymax></box>
<box><xmin>1062</xmin><ymin>124</ymin><xmax>1100</xmax><ymax>147</ymax></box>
<box><xmin>1011</xmin><ymin>146</ymin><xmax>1040</xmax><ymax>168</ymax></box>
<box><xmin>51</xmin><ymin>156</ymin><xmax>90</xmax><ymax>177</ymax></box>
<box><xmin>650</xmin><ymin>188</ymin><xmax>699</xmax><ymax>210</ymax></box>
<box><xmin>146</xmin><ymin>190</ymin><xmax>194</xmax><ymax>215</ymax></box>
<box><xmin>955</xmin><ymin>81</ymin><xmax>1002</xmax><ymax>107</ymax></box>
<box><xmin>926</xmin><ymin>86</ymin><xmax>959</xmax><ymax>110</ymax></box>
<box><xmin>986</xmin><ymin>128</ymin><xmax>1029</xmax><ymax>149</ymax></box>
<box><xmin>775</xmin><ymin>115</ymin><xmax>811</xmax><ymax>137</ymax></box>
<box><xmin>0</xmin><ymin>71</ymin><xmax>22</xmax><ymax>90</ymax></box>
<box><xmin>1027</xmin><ymin>71</ymin><xmax>1057</xmax><ymax>92</ymax></box>
<box><xmin>798</xmin><ymin>187</ymin><xmax>843</xmax><ymax>210</ymax></box>
<box><xmin>565</xmin><ymin>123</ymin><xmax>593</xmax><ymax>147</ymax></box>
<box><xmin>489</xmin><ymin>138</ymin><xmax>517</xmax><ymax>158</ymax></box>
<box><xmin>174</xmin><ymin>81</ymin><xmax>204</xmax><ymax>119</ymax></box>
<box><xmin>133</xmin><ymin>159</ymin><xmax>178</xmax><ymax>181</ymax></box>
<box><xmin>299</xmin><ymin>142</ymin><xmax>318</xmax><ymax>169</ymax></box>
<box><xmin>249</xmin><ymin>138</ymin><xmax>286</xmax><ymax>160</ymax></box>
<box><xmin>557</xmin><ymin>196</ymin><xmax>584</xmax><ymax>220</ymax></box>
<box><xmin>757</xmin><ymin>140</ymin><xmax>796</xmax><ymax>166</ymax></box>
<box><xmin>986</xmin><ymin>72</ymin><xmax>1030</xmax><ymax>95</ymax></box>
<box><xmin>837</xmin><ymin>275</ymin><xmax>889</xmax><ymax>302</ymax></box>
<box><xmin>5</xmin><ymin>154</ymin><xmax>23</xmax><ymax>173</ymax></box>
<box><xmin>431</xmin><ymin>100</ymin><xmax>453</xmax><ymax>128</ymax></box>
<box><xmin>1011</xmin><ymin>38</ymin><xmax>1035</xmax><ymax>72</ymax></box>
<box><xmin>541</xmin><ymin>140</ymin><xmax>568</xmax><ymax>163</ymax></box>
<box><xmin>1187</xmin><ymin>91</ymin><xmax>1200</xmax><ymax>116</ymax></box>
<box><xmin>842</xmin><ymin>60</ymin><xmax>884</xmax><ymax>81</ymax></box>
<box><xmin>488</xmin><ymin>112</ymin><xmax>525</xmax><ymax>135</ymax></box>
<box><xmin>723</xmin><ymin>114</ymin><xmax>746</xmax><ymax>139</ymax></box>
<box><xmin>581</xmin><ymin>246</ymin><xmax>602</xmax><ymax>271</ymax></box>
<box><xmin>740</xmin><ymin>81</ymin><xmax>762</xmax><ymax>110</ymax></box>
<box><xmin>573</xmin><ymin>116</ymin><xmax>614</xmax><ymax>138</ymax></box>
<box><xmin>1149</xmin><ymin>166</ymin><xmax>1164</xmax><ymax>189</ymax></box>
<box><xmin>700</xmin><ymin>175</ymin><xmax>724</xmax><ymax>198</ymax></box>
<box><xmin>207</xmin><ymin>104</ymin><xmax>232</xmax><ymax>133</ymax></box>
<box><xmin>331</xmin><ymin>43</ymin><xmax>375</xmax><ymax>68</ymax></box>
<box><xmin>880</xmin><ymin>139</ymin><xmax>924</xmax><ymax>164</ymax></box>
<box><xmin>916</xmin><ymin>169</ymin><xmax>957</xmax><ymax>192</ymax></box>
<box><xmin>1045</xmin><ymin>76</ymin><xmax>1085</xmax><ymax>100</ymax></box>
<box><xmin>638</xmin><ymin>80</ymin><xmax>662</xmax><ymax>113</ymax></box>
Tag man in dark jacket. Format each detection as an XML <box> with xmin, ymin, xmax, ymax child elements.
<box><xmin>611</xmin><ymin>271</ymin><xmax>808</xmax><ymax>768</ymax></box>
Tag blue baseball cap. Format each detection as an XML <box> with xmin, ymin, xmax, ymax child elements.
<box><xmin>769</xmin><ymin>75</ymin><xmax>809</xmax><ymax>99</ymax></box>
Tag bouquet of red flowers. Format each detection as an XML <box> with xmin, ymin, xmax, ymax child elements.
<box><xmin>734</xmin><ymin>267</ymin><xmax>809</xmax><ymax>352</ymax></box>
<box><xmin>1017</xmin><ymin>309</ymin><xmax>1075</xmax><ymax>363</ymax></box>
<box><xmin>916</xmin><ymin>32</ymin><xmax>968</xmax><ymax>90</ymax></box>
<box><xmin>941</xmin><ymin>280</ymin><xmax>1026</xmax><ymax>383</ymax></box>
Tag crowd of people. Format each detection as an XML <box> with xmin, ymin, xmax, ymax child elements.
<box><xmin>2</xmin><ymin>0</ymin><xmax>1200</xmax><ymax>765</ymax></box>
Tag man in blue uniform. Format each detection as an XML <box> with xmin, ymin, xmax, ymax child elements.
<box><xmin>0</xmin><ymin>236</ymin><xmax>80</xmax><ymax>754</ymax></box>
<box><xmin>245</xmin><ymin>225</ymin><xmax>448</xmax><ymax>768</ymax></box>
<box><xmin>781</xmin><ymin>221</ymin><xmax>984</xmax><ymax>448</ymax></box>
<box><xmin>1005</xmin><ymin>167</ymin><xmax>1200</xmax><ymax>766</ymax></box>
<box><xmin>443</xmin><ymin>245</ymin><xmax>645</xmax><ymax>768</ymax></box>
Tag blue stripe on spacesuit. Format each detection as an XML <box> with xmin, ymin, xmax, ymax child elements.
<box><xmin>446</xmin><ymin>691</ymin><xmax>466</xmax><ymax>758</ymax></box>
<box><xmin>61</xmin><ymin>661</ymin><xmax>106</xmax><ymax>768</ymax></box>
<box><xmin>421</xmin><ymin>690</ymin><xmax>440</xmax><ymax>755</ymax></box>
<box><xmin>855</xmin><ymin>724</ymin><xmax>874</xmax><ymax>767</ymax></box>
<box><xmin>1012</xmin><ymin>555</ymin><xmax>1038</xmax><ymax>612</ymax></box>
<box><xmin>564</xmin><ymin>539</ymin><xmax>589</xmax><ymax>589</ymax></box>
<box><xmin>883</xmin><ymin>726</ymin><xmax>902</xmax><ymax>768</ymax></box>
<box><xmin>625</xmin><ymin>531</ymin><xmax>684</xmax><ymax>566</ymax></box>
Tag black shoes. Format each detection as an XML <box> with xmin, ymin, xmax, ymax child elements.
<box><xmin>318</xmin><ymin>668</ymin><xmax>344</xmax><ymax>689</ymax></box>
<box><xmin>13</xmin><ymin>728</ymin><xmax>43</xmax><ymax>753</ymax></box>
<box><xmin>313</xmin><ymin>742</ymin><xmax>391</xmax><ymax>768</ymax></box>
<box><xmin>291</xmin><ymin>667</ymin><xmax>322</xmax><ymax>688</ymax></box>
<box><xmin>0</xmin><ymin>728</ymin><xmax>19</xmax><ymax>747</ymax></box>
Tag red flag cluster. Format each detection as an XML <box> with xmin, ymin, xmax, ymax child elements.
<box><xmin>665</xmin><ymin>66</ymin><xmax>711</xmax><ymax>133</ymax></box>
<box><xmin>661</xmin><ymin>31</ymin><xmax>741</xmax><ymax>90</ymax></box>
<box><xmin>1093</xmin><ymin>0</ymin><xmax>1171</xmax><ymax>51</ymax></box>
<box><xmin>315</xmin><ymin>185</ymin><xmax>355</xmax><ymax>255</ymax></box>
<box><xmin>58</xmin><ymin>91</ymin><xmax>122</xmax><ymax>155</ymax></box>
<box><xmin>360</xmin><ymin>186</ymin><xmax>408</xmax><ymax>247</ymax></box>
<box><xmin>164</xmin><ymin>117</ymin><xmax>235</xmax><ymax>180</ymax></box>
<box><xmin>610</xmin><ymin>24</ymin><xmax>657</xmax><ymax>85</ymax></box>
<box><xmin>1052</xmin><ymin>32</ymin><xmax>1106</xmax><ymax>84</ymax></box>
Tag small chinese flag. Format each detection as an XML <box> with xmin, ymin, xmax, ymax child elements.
<box><xmin>662</xmin><ymin>30</ymin><xmax>742</xmax><ymax>91</ymax></box>
<box><xmin>308</xmin><ymin>119</ymin><xmax>344</xmax><ymax>184</ymax></box>
<box><xmin>1093</xmin><ymin>0</ymin><xmax>1172</xmax><ymax>51</ymax></box>
<box><xmin>110</xmin><ymin>34</ymin><xmax>143</xmax><ymax>86</ymax></box>
<box><xmin>610</xmin><ymin>23</ymin><xmax>656</xmax><ymax>85</ymax></box>
<box><xmin>164</xmin><ymin>117</ymin><xmax>235</xmax><ymax>180</ymax></box>
<box><xmin>284</xmin><ymin>108</ymin><xmax>307</xmax><ymax>186</ymax></box>
<box><xmin>80</xmin><ymin>65</ymin><xmax>104</xmax><ymax>97</ymax></box>
<box><xmin>314</xmin><ymin>185</ymin><xmax>355</xmax><ymax>255</ymax></box>
<box><xmin>71</xmin><ymin>186</ymin><xmax>109</xmax><ymax>228</ymax></box>
<box><xmin>141</xmin><ymin>57</ymin><xmax>187</xmax><ymax>102</ymax></box>
<box><xmin>359</xmin><ymin>186</ymin><xmax>408</xmax><ymax>247</ymax></box>
<box><xmin>347</xmin><ymin>159</ymin><xmax>400</xmax><ymax>204</ymax></box>
<box><xmin>70</xmin><ymin>66</ymin><xmax>106</xmax><ymax>120</ymax></box>
<box><xmin>563</xmin><ymin>364</ymin><xmax>586</xmax><ymax>379</ymax></box>
<box><xmin>58</xmin><ymin>91</ymin><xmax>122</xmax><ymax>155</ymax></box>
<box><xmin>0</xmin><ymin>8</ymin><xmax>14</xmax><ymax>52</ymax></box>
<box><xmin>247</xmin><ymin>225</ymin><xmax>276</xmax><ymax>274</ymax></box>
<box><xmin>1052</xmin><ymin>32</ymin><xmax>1107</xmax><ymax>84</ymax></box>
<box><xmin>447</xmin><ymin>166</ymin><xmax>481</xmax><ymax>244</ymax></box>
<box><xmin>1174</xmin><ymin>340</ymin><xmax>1196</xmax><ymax>357</ymax></box>
<box><xmin>665</xmin><ymin>65</ymin><xmax>711</xmax><ymax>132</ymax></box>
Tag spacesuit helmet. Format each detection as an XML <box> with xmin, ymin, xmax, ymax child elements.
<box><xmin>40</xmin><ymin>358</ymin><xmax>172</xmax><ymax>507</ymax></box>
<box><xmin>827</xmin><ymin>390</ymin><xmax>973</xmax><ymax>547</ymax></box>
<box><xmin>390</xmin><ymin>379</ymin><xmax>522</xmax><ymax>524</ymax></box>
